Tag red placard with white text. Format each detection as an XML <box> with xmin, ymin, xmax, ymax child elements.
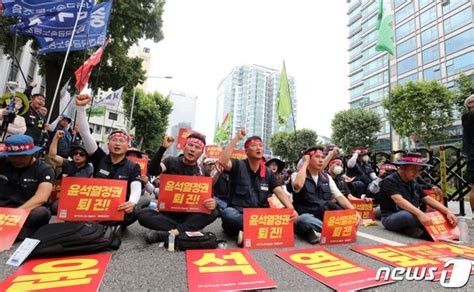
<box><xmin>0</xmin><ymin>254</ymin><xmax>111</xmax><ymax>291</ymax></box>
<box><xmin>422</xmin><ymin>211</ymin><xmax>458</xmax><ymax>241</ymax></box>
<box><xmin>186</xmin><ymin>249</ymin><xmax>276</xmax><ymax>291</ymax></box>
<box><xmin>158</xmin><ymin>174</ymin><xmax>212</xmax><ymax>214</ymax></box>
<box><xmin>128</xmin><ymin>156</ymin><xmax>148</xmax><ymax>176</ymax></box>
<box><xmin>0</xmin><ymin>208</ymin><xmax>30</xmax><ymax>251</ymax></box>
<box><xmin>57</xmin><ymin>177</ymin><xmax>127</xmax><ymax>221</ymax></box>
<box><xmin>176</xmin><ymin>128</ymin><xmax>206</xmax><ymax>150</ymax></box>
<box><xmin>204</xmin><ymin>145</ymin><xmax>222</xmax><ymax>159</ymax></box>
<box><xmin>276</xmin><ymin>247</ymin><xmax>393</xmax><ymax>290</ymax></box>
<box><xmin>349</xmin><ymin>199</ymin><xmax>374</xmax><ymax>220</ymax></box>
<box><xmin>231</xmin><ymin>149</ymin><xmax>247</xmax><ymax>160</ymax></box>
<box><xmin>243</xmin><ymin>208</ymin><xmax>294</xmax><ymax>249</ymax></box>
<box><xmin>320</xmin><ymin>209</ymin><xmax>358</xmax><ymax>245</ymax></box>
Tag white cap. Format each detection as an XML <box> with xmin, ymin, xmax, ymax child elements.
<box><xmin>464</xmin><ymin>94</ymin><xmax>474</xmax><ymax>109</ymax></box>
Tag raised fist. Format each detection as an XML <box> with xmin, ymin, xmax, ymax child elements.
<box><xmin>162</xmin><ymin>135</ymin><xmax>175</xmax><ymax>148</ymax></box>
<box><xmin>236</xmin><ymin>129</ymin><xmax>247</xmax><ymax>140</ymax></box>
<box><xmin>75</xmin><ymin>94</ymin><xmax>91</xmax><ymax>107</ymax></box>
<box><xmin>55</xmin><ymin>130</ymin><xmax>64</xmax><ymax>139</ymax></box>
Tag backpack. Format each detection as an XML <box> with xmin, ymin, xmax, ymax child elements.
<box><xmin>30</xmin><ymin>221</ymin><xmax>121</xmax><ymax>258</ymax></box>
<box><xmin>165</xmin><ymin>232</ymin><xmax>222</xmax><ymax>251</ymax></box>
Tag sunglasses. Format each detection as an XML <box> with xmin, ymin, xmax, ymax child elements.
<box><xmin>73</xmin><ymin>151</ymin><xmax>86</xmax><ymax>157</ymax></box>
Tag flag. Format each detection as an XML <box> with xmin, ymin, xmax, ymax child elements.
<box><xmin>375</xmin><ymin>0</ymin><xmax>394</xmax><ymax>55</ymax></box>
<box><xmin>214</xmin><ymin>112</ymin><xmax>232</xmax><ymax>144</ymax></box>
<box><xmin>2</xmin><ymin>0</ymin><xmax>93</xmax><ymax>17</ymax></box>
<box><xmin>94</xmin><ymin>87</ymin><xmax>123</xmax><ymax>109</ymax></box>
<box><xmin>74</xmin><ymin>40</ymin><xmax>108</xmax><ymax>93</ymax></box>
<box><xmin>276</xmin><ymin>61</ymin><xmax>292</xmax><ymax>125</ymax></box>
<box><xmin>59</xmin><ymin>79</ymin><xmax>75</xmax><ymax>118</ymax></box>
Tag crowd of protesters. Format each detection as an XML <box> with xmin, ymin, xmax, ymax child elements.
<box><xmin>0</xmin><ymin>90</ymin><xmax>472</xmax><ymax>248</ymax></box>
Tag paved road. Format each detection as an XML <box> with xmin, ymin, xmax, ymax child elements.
<box><xmin>1</xmin><ymin>202</ymin><xmax>474</xmax><ymax>291</ymax></box>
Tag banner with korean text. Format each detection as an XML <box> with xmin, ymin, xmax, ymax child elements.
<box><xmin>0</xmin><ymin>208</ymin><xmax>30</xmax><ymax>251</ymax></box>
<box><xmin>243</xmin><ymin>208</ymin><xmax>294</xmax><ymax>249</ymax></box>
<box><xmin>49</xmin><ymin>180</ymin><xmax>62</xmax><ymax>206</ymax></box>
<box><xmin>422</xmin><ymin>211</ymin><xmax>458</xmax><ymax>241</ymax></box>
<box><xmin>204</xmin><ymin>145</ymin><xmax>222</xmax><ymax>159</ymax></box>
<box><xmin>349</xmin><ymin>199</ymin><xmax>374</xmax><ymax>220</ymax></box>
<box><xmin>158</xmin><ymin>174</ymin><xmax>212</xmax><ymax>214</ymax></box>
<box><xmin>276</xmin><ymin>247</ymin><xmax>393</xmax><ymax>290</ymax></box>
<box><xmin>0</xmin><ymin>254</ymin><xmax>111</xmax><ymax>291</ymax></box>
<box><xmin>128</xmin><ymin>157</ymin><xmax>148</xmax><ymax>176</ymax></box>
<box><xmin>176</xmin><ymin>128</ymin><xmax>206</xmax><ymax>150</ymax></box>
<box><xmin>320</xmin><ymin>209</ymin><xmax>358</xmax><ymax>244</ymax></box>
<box><xmin>231</xmin><ymin>149</ymin><xmax>247</xmax><ymax>160</ymax></box>
<box><xmin>57</xmin><ymin>177</ymin><xmax>127</xmax><ymax>221</ymax></box>
<box><xmin>186</xmin><ymin>249</ymin><xmax>276</xmax><ymax>291</ymax></box>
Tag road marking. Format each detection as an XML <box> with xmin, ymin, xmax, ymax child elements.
<box><xmin>357</xmin><ymin>231</ymin><xmax>406</xmax><ymax>246</ymax></box>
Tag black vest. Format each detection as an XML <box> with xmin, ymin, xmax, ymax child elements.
<box><xmin>347</xmin><ymin>162</ymin><xmax>373</xmax><ymax>186</ymax></box>
<box><xmin>94</xmin><ymin>157</ymin><xmax>138</xmax><ymax>200</ymax></box>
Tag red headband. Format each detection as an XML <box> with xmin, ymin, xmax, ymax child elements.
<box><xmin>109</xmin><ymin>132</ymin><xmax>130</xmax><ymax>142</ymax></box>
<box><xmin>244</xmin><ymin>139</ymin><xmax>262</xmax><ymax>148</ymax></box>
<box><xmin>400</xmin><ymin>156</ymin><xmax>423</xmax><ymax>163</ymax></box>
<box><xmin>305</xmin><ymin>150</ymin><xmax>323</xmax><ymax>156</ymax></box>
<box><xmin>186</xmin><ymin>138</ymin><xmax>205</xmax><ymax>148</ymax></box>
<box><xmin>329</xmin><ymin>159</ymin><xmax>342</xmax><ymax>167</ymax></box>
<box><xmin>6</xmin><ymin>143</ymin><xmax>35</xmax><ymax>152</ymax></box>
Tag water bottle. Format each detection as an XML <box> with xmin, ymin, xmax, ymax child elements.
<box><xmin>148</xmin><ymin>202</ymin><xmax>157</xmax><ymax>209</ymax></box>
<box><xmin>168</xmin><ymin>233</ymin><xmax>175</xmax><ymax>252</ymax></box>
<box><xmin>458</xmin><ymin>217</ymin><xmax>470</xmax><ymax>244</ymax></box>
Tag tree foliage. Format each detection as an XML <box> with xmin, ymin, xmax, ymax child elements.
<box><xmin>331</xmin><ymin>108</ymin><xmax>382</xmax><ymax>153</ymax></box>
<box><xmin>453</xmin><ymin>72</ymin><xmax>474</xmax><ymax>114</ymax></box>
<box><xmin>383</xmin><ymin>80</ymin><xmax>454</xmax><ymax>149</ymax></box>
<box><xmin>270</xmin><ymin>129</ymin><xmax>318</xmax><ymax>162</ymax></box>
<box><xmin>122</xmin><ymin>89</ymin><xmax>172</xmax><ymax>152</ymax></box>
<box><xmin>0</xmin><ymin>0</ymin><xmax>165</xmax><ymax>119</ymax></box>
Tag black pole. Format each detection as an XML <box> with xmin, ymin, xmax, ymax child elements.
<box><xmin>387</xmin><ymin>57</ymin><xmax>393</xmax><ymax>153</ymax></box>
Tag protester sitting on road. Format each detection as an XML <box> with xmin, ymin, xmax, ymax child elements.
<box><xmin>266</xmin><ymin>158</ymin><xmax>285</xmax><ymax>185</ymax></box>
<box><xmin>126</xmin><ymin>147</ymin><xmax>152</xmax><ymax>208</ymax></box>
<box><xmin>0</xmin><ymin>134</ymin><xmax>54</xmax><ymax>239</ymax></box>
<box><xmin>212</xmin><ymin>162</ymin><xmax>230</xmax><ymax>213</ymax></box>
<box><xmin>48</xmin><ymin>115</ymin><xmax>73</xmax><ymax>158</ymax></box>
<box><xmin>327</xmin><ymin>158</ymin><xmax>358</xmax><ymax>200</ymax></box>
<box><xmin>74</xmin><ymin>94</ymin><xmax>142</xmax><ymax>231</ymax></box>
<box><xmin>23</xmin><ymin>93</ymin><xmax>47</xmax><ymax>146</ymax></box>
<box><xmin>218</xmin><ymin>129</ymin><xmax>297</xmax><ymax>243</ymax></box>
<box><xmin>139</xmin><ymin>133</ymin><xmax>218</xmax><ymax>244</ymax></box>
<box><xmin>379</xmin><ymin>152</ymin><xmax>458</xmax><ymax>238</ymax></box>
<box><xmin>462</xmin><ymin>94</ymin><xmax>474</xmax><ymax>214</ymax></box>
<box><xmin>0</xmin><ymin>91</ymin><xmax>29</xmax><ymax>138</ymax></box>
<box><xmin>292</xmin><ymin>147</ymin><xmax>361</xmax><ymax>244</ymax></box>
<box><xmin>204</xmin><ymin>158</ymin><xmax>217</xmax><ymax>175</ymax></box>
<box><xmin>346</xmin><ymin>148</ymin><xmax>381</xmax><ymax>202</ymax></box>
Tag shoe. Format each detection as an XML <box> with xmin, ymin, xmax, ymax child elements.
<box><xmin>237</xmin><ymin>230</ymin><xmax>243</xmax><ymax>247</ymax></box>
<box><xmin>306</xmin><ymin>230</ymin><xmax>321</xmax><ymax>244</ymax></box>
<box><xmin>404</xmin><ymin>227</ymin><xmax>424</xmax><ymax>238</ymax></box>
<box><xmin>145</xmin><ymin>230</ymin><xmax>169</xmax><ymax>244</ymax></box>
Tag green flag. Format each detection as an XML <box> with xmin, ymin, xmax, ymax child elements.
<box><xmin>86</xmin><ymin>105</ymin><xmax>106</xmax><ymax>117</ymax></box>
<box><xmin>214</xmin><ymin>112</ymin><xmax>232</xmax><ymax>144</ymax></box>
<box><xmin>277</xmin><ymin>62</ymin><xmax>292</xmax><ymax>125</ymax></box>
<box><xmin>375</xmin><ymin>0</ymin><xmax>394</xmax><ymax>55</ymax></box>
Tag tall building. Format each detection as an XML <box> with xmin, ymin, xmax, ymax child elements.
<box><xmin>166</xmin><ymin>91</ymin><xmax>198</xmax><ymax>156</ymax></box>
<box><xmin>347</xmin><ymin>0</ymin><xmax>473</xmax><ymax>151</ymax></box>
<box><xmin>215</xmin><ymin>64</ymin><xmax>297</xmax><ymax>155</ymax></box>
<box><xmin>128</xmin><ymin>41</ymin><xmax>152</xmax><ymax>91</ymax></box>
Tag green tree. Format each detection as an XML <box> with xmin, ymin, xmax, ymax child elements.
<box><xmin>270</xmin><ymin>129</ymin><xmax>318</xmax><ymax>162</ymax></box>
<box><xmin>383</xmin><ymin>80</ymin><xmax>454</xmax><ymax>149</ymax></box>
<box><xmin>122</xmin><ymin>89</ymin><xmax>172</xmax><ymax>151</ymax></box>
<box><xmin>331</xmin><ymin>108</ymin><xmax>382</xmax><ymax>153</ymax></box>
<box><xmin>0</xmin><ymin>0</ymin><xmax>165</xmax><ymax>119</ymax></box>
<box><xmin>453</xmin><ymin>72</ymin><xmax>474</xmax><ymax>114</ymax></box>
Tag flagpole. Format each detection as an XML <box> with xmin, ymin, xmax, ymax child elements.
<box><xmin>46</xmin><ymin>0</ymin><xmax>86</xmax><ymax>125</ymax></box>
<box><xmin>388</xmin><ymin>57</ymin><xmax>393</xmax><ymax>152</ymax></box>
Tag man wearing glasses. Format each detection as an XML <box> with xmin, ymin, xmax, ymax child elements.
<box><xmin>73</xmin><ymin>94</ymin><xmax>142</xmax><ymax>230</ymax></box>
<box><xmin>379</xmin><ymin>152</ymin><xmax>457</xmax><ymax>238</ymax></box>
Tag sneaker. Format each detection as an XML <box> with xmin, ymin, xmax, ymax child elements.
<box><xmin>306</xmin><ymin>230</ymin><xmax>321</xmax><ymax>244</ymax></box>
<box><xmin>145</xmin><ymin>230</ymin><xmax>169</xmax><ymax>244</ymax></box>
<box><xmin>237</xmin><ymin>230</ymin><xmax>243</xmax><ymax>247</ymax></box>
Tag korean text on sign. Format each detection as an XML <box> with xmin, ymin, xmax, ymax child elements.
<box><xmin>57</xmin><ymin>177</ymin><xmax>127</xmax><ymax>221</ymax></box>
<box><xmin>423</xmin><ymin>211</ymin><xmax>457</xmax><ymax>241</ymax></box>
<box><xmin>243</xmin><ymin>208</ymin><xmax>294</xmax><ymax>249</ymax></box>
<box><xmin>205</xmin><ymin>145</ymin><xmax>222</xmax><ymax>159</ymax></box>
<box><xmin>0</xmin><ymin>208</ymin><xmax>30</xmax><ymax>251</ymax></box>
<box><xmin>349</xmin><ymin>199</ymin><xmax>374</xmax><ymax>220</ymax></box>
<box><xmin>320</xmin><ymin>209</ymin><xmax>358</xmax><ymax>245</ymax></box>
<box><xmin>158</xmin><ymin>174</ymin><xmax>212</xmax><ymax>214</ymax></box>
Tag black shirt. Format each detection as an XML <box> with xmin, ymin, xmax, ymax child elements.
<box><xmin>0</xmin><ymin>157</ymin><xmax>54</xmax><ymax>207</ymax></box>
<box><xmin>462</xmin><ymin>111</ymin><xmax>474</xmax><ymax>156</ymax></box>
<box><xmin>23</xmin><ymin>108</ymin><xmax>45</xmax><ymax>145</ymax></box>
<box><xmin>61</xmin><ymin>160</ymin><xmax>94</xmax><ymax>178</ymax></box>
<box><xmin>162</xmin><ymin>156</ymin><xmax>209</xmax><ymax>177</ymax></box>
<box><xmin>379</xmin><ymin>172</ymin><xmax>427</xmax><ymax>216</ymax></box>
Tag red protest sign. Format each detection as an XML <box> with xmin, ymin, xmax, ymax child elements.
<box><xmin>243</xmin><ymin>208</ymin><xmax>294</xmax><ymax>249</ymax></box>
<box><xmin>128</xmin><ymin>157</ymin><xmax>148</xmax><ymax>176</ymax></box>
<box><xmin>50</xmin><ymin>180</ymin><xmax>62</xmax><ymax>205</ymax></box>
<box><xmin>0</xmin><ymin>208</ymin><xmax>30</xmax><ymax>251</ymax></box>
<box><xmin>423</xmin><ymin>211</ymin><xmax>458</xmax><ymax>241</ymax></box>
<box><xmin>427</xmin><ymin>242</ymin><xmax>474</xmax><ymax>260</ymax></box>
<box><xmin>423</xmin><ymin>189</ymin><xmax>444</xmax><ymax>211</ymax></box>
<box><xmin>0</xmin><ymin>254</ymin><xmax>111</xmax><ymax>291</ymax></box>
<box><xmin>205</xmin><ymin>145</ymin><xmax>222</xmax><ymax>159</ymax></box>
<box><xmin>351</xmin><ymin>244</ymin><xmax>448</xmax><ymax>280</ymax></box>
<box><xmin>349</xmin><ymin>199</ymin><xmax>374</xmax><ymax>220</ymax></box>
<box><xmin>176</xmin><ymin>128</ymin><xmax>206</xmax><ymax>150</ymax></box>
<box><xmin>392</xmin><ymin>243</ymin><xmax>458</xmax><ymax>259</ymax></box>
<box><xmin>320</xmin><ymin>209</ymin><xmax>358</xmax><ymax>245</ymax></box>
<box><xmin>276</xmin><ymin>247</ymin><xmax>393</xmax><ymax>291</ymax></box>
<box><xmin>186</xmin><ymin>248</ymin><xmax>277</xmax><ymax>292</ymax></box>
<box><xmin>158</xmin><ymin>174</ymin><xmax>212</xmax><ymax>214</ymax></box>
<box><xmin>231</xmin><ymin>149</ymin><xmax>247</xmax><ymax>160</ymax></box>
<box><xmin>57</xmin><ymin>177</ymin><xmax>127</xmax><ymax>221</ymax></box>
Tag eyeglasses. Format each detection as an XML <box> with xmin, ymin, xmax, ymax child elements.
<box><xmin>73</xmin><ymin>151</ymin><xmax>86</xmax><ymax>157</ymax></box>
<box><xmin>109</xmin><ymin>138</ymin><xmax>128</xmax><ymax>144</ymax></box>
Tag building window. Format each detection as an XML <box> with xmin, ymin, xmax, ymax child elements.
<box><xmin>363</xmin><ymin>29</ymin><xmax>379</xmax><ymax>46</ymax></box>
<box><xmin>420</xmin><ymin>25</ymin><xmax>438</xmax><ymax>46</ymax></box>
<box><xmin>423</xmin><ymin>66</ymin><xmax>441</xmax><ymax>81</ymax></box>
<box><xmin>397</xmin><ymin>55</ymin><xmax>417</xmax><ymax>74</ymax></box>
<box><xmin>366</xmin><ymin>86</ymin><xmax>389</xmax><ymax>104</ymax></box>
<box><xmin>445</xmin><ymin>28</ymin><xmax>474</xmax><ymax>55</ymax></box>
<box><xmin>362</xmin><ymin>15</ymin><xmax>378</xmax><ymax>32</ymax></box>
<box><xmin>446</xmin><ymin>51</ymin><xmax>474</xmax><ymax>76</ymax></box>
<box><xmin>364</xmin><ymin>55</ymin><xmax>388</xmax><ymax>76</ymax></box>
<box><xmin>396</xmin><ymin>36</ymin><xmax>416</xmax><ymax>57</ymax></box>
<box><xmin>108</xmin><ymin>112</ymin><xmax>118</xmax><ymax>121</ymax></box>
<box><xmin>444</xmin><ymin>8</ymin><xmax>472</xmax><ymax>35</ymax></box>
<box><xmin>420</xmin><ymin>6</ymin><xmax>437</xmax><ymax>27</ymax></box>
<box><xmin>363</xmin><ymin>45</ymin><xmax>382</xmax><ymax>61</ymax></box>
<box><xmin>395</xmin><ymin>0</ymin><xmax>406</xmax><ymax>9</ymax></box>
<box><xmin>143</xmin><ymin>47</ymin><xmax>150</xmax><ymax>54</ymax></box>
<box><xmin>350</xmin><ymin>32</ymin><xmax>362</xmax><ymax>46</ymax></box>
<box><xmin>351</xmin><ymin>84</ymin><xmax>364</xmax><ymax>99</ymax></box>
<box><xmin>395</xmin><ymin>2</ymin><xmax>414</xmax><ymax>24</ymax></box>
<box><xmin>95</xmin><ymin>124</ymin><xmax>102</xmax><ymax>134</ymax></box>
<box><xmin>422</xmin><ymin>44</ymin><xmax>440</xmax><ymax>64</ymax></box>
<box><xmin>350</xmin><ymin>44</ymin><xmax>363</xmax><ymax>58</ymax></box>
<box><xmin>419</xmin><ymin>0</ymin><xmax>432</xmax><ymax>9</ymax></box>
<box><xmin>350</xmin><ymin>58</ymin><xmax>363</xmax><ymax>71</ymax></box>
<box><xmin>364</xmin><ymin>70</ymin><xmax>388</xmax><ymax>91</ymax></box>
<box><xmin>396</xmin><ymin>19</ymin><xmax>415</xmax><ymax>40</ymax></box>
<box><xmin>398</xmin><ymin>72</ymin><xmax>419</xmax><ymax>85</ymax></box>
<box><xmin>442</xmin><ymin>0</ymin><xmax>469</xmax><ymax>14</ymax></box>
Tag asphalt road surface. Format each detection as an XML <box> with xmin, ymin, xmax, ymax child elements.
<box><xmin>1</xmin><ymin>202</ymin><xmax>474</xmax><ymax>291</ymax></box>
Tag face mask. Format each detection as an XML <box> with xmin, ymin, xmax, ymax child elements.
<box><xmin>332</xmin><ymin>165</ymin><xmax>343</xmax><ymax>175</ymax></box>
<box><xmin>362</xmin><ymin>155</ymin><xmax>370</xmax><ymax>162</ymax></box>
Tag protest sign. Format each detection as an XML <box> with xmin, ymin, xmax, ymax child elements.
<box><xmin>349</xmin><ymin>199</ymin><xmax>374</xmax><ymax>220</ymax></box>
<box><xmin>204</xmin><ymin>145</ymin><xmax>222</xmax><ymax>159</ymax></box>
<box><xmin>423</xmin><ymin>211</ymin><xmax>458</xmax><ymax>241</ymax></box>
<box><xmin>320</xmin><ymin>209</ymin><xmax>358</xmax><ymax>244</ymax></box>
<box><xmin>0</xmin><ymin>208</ymin><xmax>30</xmax><ymax>251</ymax></box>
<box><xmin>231</xmin><ymin>149</ymin><xmax>247</xmax><ymax>160</ymax></box>
<box><xmin>128</xmin><ymin>157</ymin><xmax>148</xmax><ymax>176</ymax></box>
